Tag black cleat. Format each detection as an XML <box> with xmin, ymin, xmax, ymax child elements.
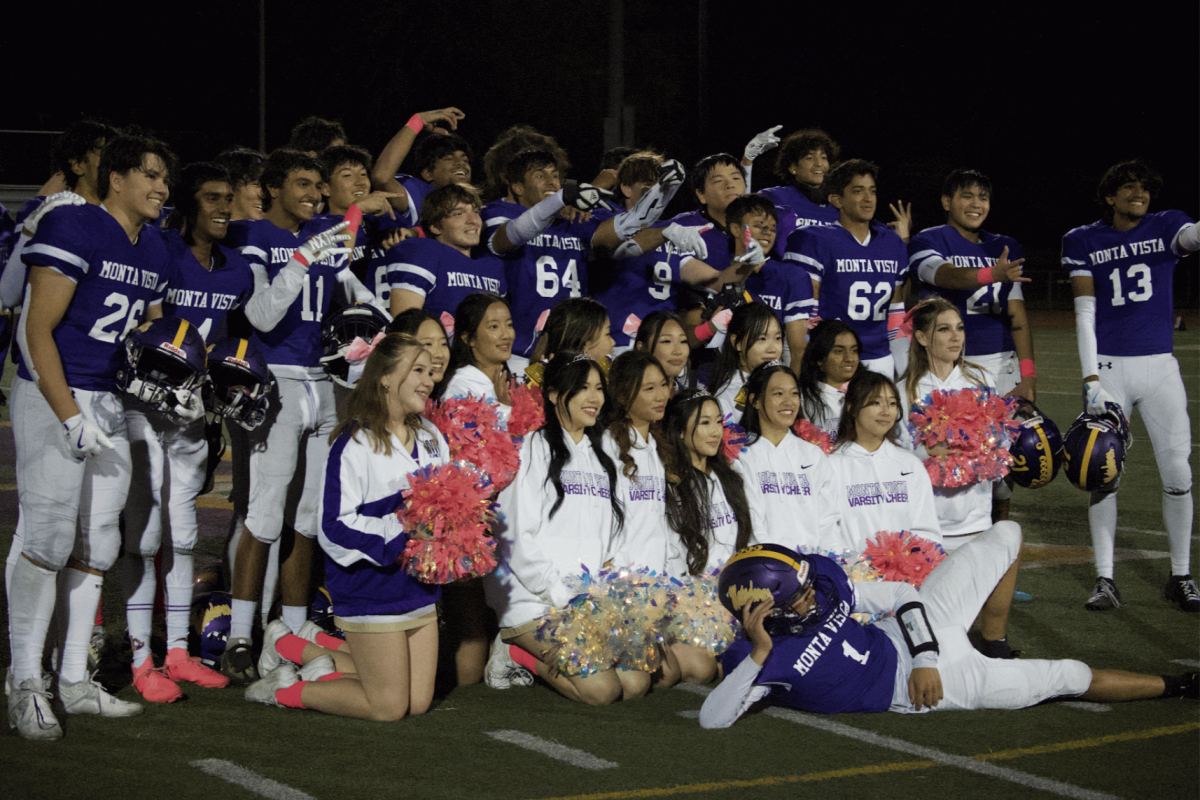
<box><xmin>1164</xmin><ymin>575</ymin><xmax>1200</xmax><ymax>613</ymax></box>
<box><xmin>1085</xmin><ymin>577</ymin><xmax>1121</xmax><ymax>611</ymax></box>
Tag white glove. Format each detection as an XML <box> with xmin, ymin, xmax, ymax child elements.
<box><xmin>735</xmin><ymin>236</ymin><xmax>766</xmax><ymax>267</ymax></box>
<box><xmin>563</xmin><ymin>180</ymin><xmax>605</xmax><ymax>212</ymax></box>
<box><xmin>295</xmin><ymin>220</ymin><xmax>352</xmax><ymax>266</ymax></box>
<box><xmin>710</xmin><ymin>308</ymin><xmax>733</xmax><ymax>334</ymax></box>
<box><xmin>662</xmin><ymin>223</ymin><xmax>710</xmax><ymax>260</ymax></box>
<box><xmin>169</xmin><ymin>388</ymin><xmax>205</xmax><ymax>426</ymax></box>
<box><xmin>1084</xmin><ymin>380</ymin><xmax>1116</xmax><ymax>416</ymax></box>
<box><xmin>62</xmin><ymin>414</ymin><xmax>114</xmax><ymax>460</ymax></box>
<box><xmin>24</xmin><ymin>191</ymin><xmax>87</xmax><ymax>236</ymax></box>
<box><xmin>657</xmin><ymin>159</ymin><xmax>685</xmax><ymax>188</ymax></box>
<box><xmin>743</xmin><ymin>125</ymin><xmax>782</xmax><ymax>162</ymax></box>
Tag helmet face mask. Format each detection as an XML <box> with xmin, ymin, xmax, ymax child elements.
<box><xmin>204</xmin><ymin>338</ymin><xmax>274</xmax><ymax>431</ymax></box>
<box><xmin>320</xmin><ymin>304</ymin><xmax>392</xmax><ymax>388</ymax></box>
<box><xmin>1008</xmin><ymin>399</ymin><xmax>1065</xmax><ymax>489</ymax></box>
<box><xmin>1063</xmin><ymin>402</ymin><xmax>1131</xmax><ymax>493</ymax></box>
<box><xmin>116</xmin><ymin>319</ymin><xmax>208</xmax><ymax>413</ymax></box>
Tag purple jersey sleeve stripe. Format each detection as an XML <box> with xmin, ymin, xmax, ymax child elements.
<box><xmin>24</xmin><ymin>243</ymin><xmax>90</xmax><ymax>272</ymax></box>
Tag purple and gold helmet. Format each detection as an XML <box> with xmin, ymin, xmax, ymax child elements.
<box><xmin>192</xmin><ymin>590</ymin><xmax>232</xmax><ymax>667</ymax></box>
<box><xmin>117</xmin><ymin>317</ymin><xmax>208</xmax><ymax>412</ymax></box>
<box><xmin>1008</xmin><ymin>399</ymin><xmax>1064</xmax><ymax>490</ymax></box>
<box><xmin>718</xmin><ymin>544</ymin><xmax>841</xmax><ymax>637</ymax></box>
<box><xmin>1063</xmin><ymin>402</ymin><xmax>1131</xmax><ymax>493</ymax></box>
<box><xmin>205</xmin><ymin>337</ymin><xmax>273</xmax><ymax>430</ymax></box>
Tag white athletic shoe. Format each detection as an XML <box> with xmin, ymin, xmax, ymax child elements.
<box><xmin>8</xmin><ymin>678</ymin><xmax>63</xmax><ymax>740</ymax></box>
<box><xmin>258</xmin><ymin>619</ymin><xmax>293</xmax><ymax>677</ymax></box>
<box><xmin>299</xmin><ymin>654</ymin><xmax>336</xmax><ymax>682</ymax></box>
<box><xmin>297</xmin><ymin>620</ymin><xmax>323</xmax><ymax>643</ymax></box>
<box><xmin>59</xmin><ymin>674</ymin><xmax>143</xmax><ymax>718</ymax></box>
<box><xmin>244</xmin><ymin>663</ymin><xmax>299</xmax><ymax>707</ymax></box>
<box><xmin>485</xmin><ymin>633</ymin><xmax>534</xmax><ymax>690</ymax></box>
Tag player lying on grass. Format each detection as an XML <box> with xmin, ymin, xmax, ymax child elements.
<box><xmin>699</xmin><ymin>527</ymin><xmax>1197</xmax><ymax>727</ymax></box>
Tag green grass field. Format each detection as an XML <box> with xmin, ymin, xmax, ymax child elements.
<box><xmin>0</xmin><ymin>314</ymin><xmax>1196</xmax><ymax>800</ymax></box>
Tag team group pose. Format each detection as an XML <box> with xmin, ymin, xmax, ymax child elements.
<box><xmin>2</xmin><ymin>113</ymin><xmax>1196</xmax><ymax>740</ymax></box>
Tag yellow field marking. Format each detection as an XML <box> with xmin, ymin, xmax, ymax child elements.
<box><xmin>975</xmin><ymin>722</ymin><xmax>1200</xmax><ymax>761</ymax></box>
<box><xmin>534</xmin><ymin>722</ymin><xmax>1199</xmax><ymax>800</ymax></box>
<box><xmin>533</xmin><ymin>760</ymin><xmax>937</xmax><ymax>800</ymax></box>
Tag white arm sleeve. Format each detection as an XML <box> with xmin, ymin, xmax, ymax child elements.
<box><xmin>1</xmin><ymin>233</ymin><xmax>31</xmax><ymax>310</ymax></box>
<box><xmin>1074</xmin><ymin>294</ymin><xmax>1098</xmax><ymax>378</ymax></box>
<box><xmin>1173</xmin><ymin>222</ymin><xmax>1200</xmax><ymax>255</ymax></box>
<box><xmin>338</xmin><ymin>267</ymin><xmax>384</xmax><ymax>310</ymax></box>
<box><xmin>856</xmin><ymin>582</ymin><xmax>939</xmax><ymax>669</ymax></box>
<box><xmin>612</xmin><ymin>238</ymin><xmax>645</xmax><ymax>259</ymax></box>
<box><xmin>496</xmin><ymin>191</ymin><xmax>566</xmax><ymax>251</ymax></box>
<box><xmin>244</xmin><ymin>260</ymin><xmax>307</xmax><ymax>333</ymax></box>
<box><xmin>698</xmin><ymin>655</ymin><xmax>771</xmax><ymax>729</ymax></box>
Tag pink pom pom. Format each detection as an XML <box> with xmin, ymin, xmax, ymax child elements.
<box><xmin>721</xmin><ymin>415</ymin><xmax>748</xmax><ymax>462</ymax></box>
<box><xmin>909</xmin><ymin>388</ymin><xmax>1021</xmax><ymax>487</ymax></box>
<box><xmin>398</xmin><ymin>462</ymin><xmax>498</xmax><ymax>584</ymax></box>
<box><xmin>507</xmin><ymin>381</ymin><xmax>545</xmax><ymax>440</ymax></box>
<box><xmin>792</xmin><ymin>419</ymin><xmax>836</xmax><ymax>455</ymax></box>
<box><xmin>862</xmin><ymin>531</ymin><xmax>947</xmax><ymax>587</ymax></box>
<box><xmin>425</xmin><ymin>396</ymin><xmax>518</xmax><ymax>491</ymax></box>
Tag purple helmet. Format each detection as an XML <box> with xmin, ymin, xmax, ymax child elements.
<box><xmin>204</xmin><ymin>337</ymin><xmax>274</xmax><ymax>430</ymax></box>
<box><xmin>116</xmin><ymin>317</ymin><xmax>208</xmax><ymax>412</ymax></box>
<box><xmin>718</xmin><ymin>544</ymin><xmax>841</xmax><ymax>636</ymax></box>
<box><xmin>1063</xmin><ymin>402</ymin><xmax>1131</xmax><ymax>493</ymax></box>
<box><xmin>192</xmin><ymin>590</ymin><xmax>232</xmax><ymax>667</ymax></box>
<box><xmin>320</xmin><ymin>303</ymin><xmax>391</xmax><ymax>388</ymax></box>
<box><xmin>1008</xmin><ymin>399</ymin><xmax>1064</xmax><ymax>489</ymax></box>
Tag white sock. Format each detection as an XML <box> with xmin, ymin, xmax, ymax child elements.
<box><xmin>58</xmin><ymin>568</ymin><xmax>104</xmax><ymax>684</ymax></box>
<box><xmin>230</xmin><ymin>598</ymin><xmax>258</xmax><ymax>642</ymax></box>
<box><xmin>1088</xmin><ymin>490</ymin><xmax>1119</xmax><ymax>579</ymax></box>
<box><xmin>121</xmin><ymin>553</ymin><xmax>156</xmax><ymax>668</ymax></box>
<box><xmin>281</xmin><ymin>604</ymin><xmax>307</xmax><ymax>634</ymax></box>
<box><xmin>164</xmin><ymin>548</ymin><xmax>194</xmax><ymax>651</ymax></box>
<box><xmin>8</xmin><ymin>557</ymin><xmax>57</xmax><ymax>685</ymax></box>
<box><xmin>1163</xmin><ymin>489</ymin><xmax>1194</xmax><ymax>575</ymax></box>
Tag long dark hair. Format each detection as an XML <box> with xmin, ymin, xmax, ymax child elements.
<box><xmin>834</xmin><ymin>371</ymin><xmax>903</xmax><ymax>450</ymax></box>
<box><xmin>441</xmin><ymin>293</ymin><xmax>510</xmax><ymax>393</ymax></box>
<box><xmin>705</xmin><ymin>304</ymin><xmax>780</xmax><ymax>396</ymax></box>
<box><xmin>530</xmin><ymin>297</ymin><xmax>609</xmax><ymax>363</ymax></box>
<box><xmin>661</xmin><ymin>391</ymin><xmax>752</xmax><ymax>575</ymax></box>
<box><xmin>602</xmin><ymin>350</ymin><xmax>668</xmax><ymax>479</ymax></box>
<box><xmin>798</xmin><ymin>319</ymin><xmax>862</xmax><ymax>422</ymax></box>
<box><xmin>538</xmin><ymin>353</ymin><xmax>624</xmax><ymax>531</ymax></box>
<box><xmin>739</xmin><ymin>362</ymin><xmax>800</xmax><ymax>447</ymax></box>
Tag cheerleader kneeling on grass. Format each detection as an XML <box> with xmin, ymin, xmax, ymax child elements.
<box><xmin>482</xmin><ymin>352</ymin><xmax>648</xmax><ymax>705</ymax></box>
<box><xmin>244</xmin><ymin>333</ymin><xmax>448</xmax><ymax>720</ymax></box>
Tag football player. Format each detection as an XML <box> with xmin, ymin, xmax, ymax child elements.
<box><xmin>221</xmin><ymin>149</ymin><xmax>372</xmax><ymax>683</ymax></box>
<box><xmin>700</xmin><ymin>533</ymin><xmax>1197</xmax><ymax>727</ymax></box>
<box><xmin>213</xmin><ymin>146</ymin><xmax>265</xmax><ymax>222</ymax></box>
<box><xmin>118</xmin><ymin>163</ymin><xmax>255</xmax><ymax>701</ymax></box>
<box><xmin>667</xmin><ymin>153</ymin><xmax>749</xmax><ymax>273</ymax></box>
<box><xmin>369</xmin><ymin>107</ymin><xmax>468</xmax><ymax>228</ymax></box>
<box><xmin>8</xmin><ymin>133</ymin><xmax>178</xmax><ymax>738</ymax></box>
<box><xmin>286</xmin><ymin>116</ymin><xmax>347</xmax><ymax>155</ymax></box>
<box><xmin>1062</xmin><ymin>160</ymin><xmax>1200</xmax><ymax>613</ymax></box>
<box><xmin>784</xmin><ymin>160</ymin><xmax>910</xmax><ymax>378</ymax></box>
<box><xmin>761</xmin><ymin>128</ymin><xmax>842</xmax><ymax>233</ymax></box>
<box><xmin>908</xmin><ymin>169</ymin><xmax>1034</xmax><ymax>521</ymax></box>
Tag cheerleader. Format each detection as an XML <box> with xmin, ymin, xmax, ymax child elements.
<box><xmin>797</xmin><ymin>320</ymin><xmax>863</xmax><ymax>434</ymax></box>
<box><xmin>440</xmin><ymin>293</ymin><xmax>514</xmax><ymax>417</ymax></box>
<box><xmin>738</xmin><ymin>362</ymin><xmax>841</xmax><ymax>553</ymax></box>
<box><xmin>525</xmin><ymin>297</ymin><xmax>615</xmax><ymax>387</ymax></box>
<box><xmin>388</xmin><ymin>308</ymin><xmax>450</xmax><ymax>385</ymax></box>
<box><xmin>827</xmin><ymin>371</ymin><xmax>941</xmax><ymax>555</ymax></box>
<box><xmin>392</xmin><ymin>306</ymin><xmax>492</xmax><ymax>685</ymax></box>
<box><xmin>484</xmin><ymin>353</ymin><xmax>644</xmax><ymax>705</ymax></box>
<box><xmin>661</xmin><ymin>390</ymin><xmax>754</xmax><ymax>575</ymax></box>
<box><xmin>244</xmin><ymin>333</ymin><xmax>447</xmax><ymax>720</ymax></box>
<box><xmin>703</xmin><ymin>303</ymin><xmax>783</xmax><ymax>420</ymax></box>
<box><xmin>633</xmin><ymin>311</ymin><xmax>689</xmax><ymax>392</ymax></box>
<box><xmin>899</xmin><ymin>297</ymin><xmax>1021</xmax><ymax>658</ymax></box>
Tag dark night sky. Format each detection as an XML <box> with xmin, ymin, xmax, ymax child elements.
<box><xmin>3</xmin><ymin>1</ymin><xmax>1197</xmax><ymax>302</ymax></box>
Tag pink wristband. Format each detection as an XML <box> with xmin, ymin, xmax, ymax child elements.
<box><xmin>292</xmin><ymin>251</ymin><xmax>310</xmax><ymax>268</ymax></box>
<box><xmin>695</xmin><ymin>322</ymin><xmax>715</xmax><ymax>342</ymax></box>
<box><xmin>414</xmin><ymin>226</ymin><xmax>426</xmax><ymax>238</ymax></box>
<box><xmin>1019</xmin><ymin>359</ymin><xmax>1037</xmax><ymax>379</ymax></box>
<box><xmin>977</xmin><ymin>266</ymin><xmax>994</xmax><ymax>284</ymax></box>
<box><xmin>405</xmin><ymin>113</ymin><xmax>424</xmax><ymax>134</ymax></box>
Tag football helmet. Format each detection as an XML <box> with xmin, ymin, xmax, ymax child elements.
<box><xmin>192</xmin><ymin>589</ymin><xmax>232</xmax><ymax>668</ymax></box>
<box><xmin>320</xmin><ymin>303</ymin><xmax>391</xmax><ymax>388</ymax></box>
<box><xmin>718</xmin><ymin>544</ymin><xmax>843</xmax><ymax>637</ymax></box>
<box><xmin>205</xmin><ymin>338</ymin><xmax>273</xmax><ymax>431</ymax></box>
<box><xmin>1007</xmin><ymin>399</ymin><xmax>1065</xmax><ymax>489</ymax></box>
<box><xmin>116</xmin><ymin>318</ymin><xmax>208</xmax><ymax>412</ymax></box>
<box><xmin>1063</xmin><ymin>402</ymin><xmax>1131</xmax><ymax>493</ymax></box>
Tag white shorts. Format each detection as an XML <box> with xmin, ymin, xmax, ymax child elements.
<box><xmin>903</xmin><ymin>522</ymin><xmax>1091</xmax><ymax>711</ymax></box>
<box><xmin>970</xmin><ymin>351</ymin><xmax>1018</xmax><ymax>397</ymax></box>
<box><xmin>862</xmin><ymin>355</ymin><xmax>895</xmax><ymax>380</ymax></box>
<box><xmin>11</xmin><ymin>377</ymin><xmax>130</xmax><ymax>571</ymax></box>
<box><xmin>124</xmin><ymin>403</ymin><xmax>208</xmax><ymax>555</ymax></box>
<box><xmin>245</xmin><ymin>373</ymin><xmax>338</xmax><ymax>543</ymax></box>
<box><xmin>1096</xmin><ymin>353</ymin><xmax>1192</xmax><ymax>493</ymax></box>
